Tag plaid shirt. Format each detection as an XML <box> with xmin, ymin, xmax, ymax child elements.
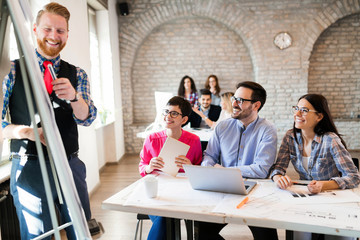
<box><xmin>185</xmin><ymin>91</ymin><xmax>198</xmax><ymax>107</ymax></box>
<box><xmin>2</xmin><ymin>49</ymin><xmax>97</xmax><ymax>128</ymax></box>
<box><xmin>271</xmin><ymin>129</ymin><xmax>360</xmax><ymax>189</ymax></box>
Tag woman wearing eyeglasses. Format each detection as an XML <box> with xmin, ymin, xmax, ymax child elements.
<box><xmin>139</xmin><ymin>96</ymin><xmax>202</xmax><ymax>240</ymax></box>
<box><xmin>270</xmin><ymin>94</ymin><xmax>360</xmax><ymax>239</ymax></box>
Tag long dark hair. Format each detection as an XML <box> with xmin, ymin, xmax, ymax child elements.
<box><xmin>293</xmin><ymin>94</ymin><xmax>347</xmax><ymax>148</ymax></box>
<box><xmin>205</xmin><ymin>75</ymin><xmax>221</xmax><ymax>96</ymax></box>
<box><xmin>177</xmin><ymin>75</ymin><xmax>197</xmax><ymax>97</ymax></box>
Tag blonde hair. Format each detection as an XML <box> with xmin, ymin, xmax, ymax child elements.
<box><xmin>36</xmin><ymin>2</ymin><xmax>70</xmax><ymax>30</ymax></box>
<box><xmin>221</xmin><ymin>92</ymin><xmax>234</xmax><ymax>114</ymax></box>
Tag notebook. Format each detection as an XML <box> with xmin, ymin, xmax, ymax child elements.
<box><xmin>183</xmin><ymin>165</ymin><xmax>257</xmax><ymax>195</ymax></box>
<box><xmin>158</xmin><ymin>137</ymin><xmax>190</xmax><ymax>177</ymax></box>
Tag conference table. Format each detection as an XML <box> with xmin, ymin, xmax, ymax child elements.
<box><xmin>102</xmin><ymin>172</ymin><xmax>360</xmax><ymax>239</ymax></box>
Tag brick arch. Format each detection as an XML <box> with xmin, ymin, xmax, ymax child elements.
<box><xmin>120</xmin><ymin>1</ymin><xmax>257</xmax><ymax>125</ymax></box>
<box><xmin>302</xmin><ymin>0</ymin><xmax>360</xmax><ymax>65</ymax></box>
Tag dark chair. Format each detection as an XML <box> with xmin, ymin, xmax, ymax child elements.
<box><xmin>134</xmin><ymin>214</ymin><xmax>150</xmax><ymax>240</ymax></box>
<box><xmin>352</xmin><ymin>158</ymin><xmax>359</xmax><ymax>170</ymax></box>
<box><xmin>134</xmin><ymin>214</ymin><xmax>194</xmax><ymax>240</ymax></box>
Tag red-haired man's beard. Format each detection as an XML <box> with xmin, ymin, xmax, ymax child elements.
<box><xmin>37</xmin><ymin>38</ymin><xmax>66</xmax><ymax>58</ymax></box>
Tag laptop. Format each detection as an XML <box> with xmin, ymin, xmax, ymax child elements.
<box><xmin>183</xmin><ymin>165</ymin><xmax>257</xmax><ymax>195</ymax></box>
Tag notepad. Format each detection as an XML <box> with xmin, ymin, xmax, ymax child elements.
<box><xmin>158</xmin><ymin>137</ymin><xmax>190</xmax><ymax>177</ymax></box>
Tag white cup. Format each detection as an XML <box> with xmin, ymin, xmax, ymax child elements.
<box><xmin>143</xmin><ymin>175</ymin><xmax>158</xmax><ymax>198</ymax></box>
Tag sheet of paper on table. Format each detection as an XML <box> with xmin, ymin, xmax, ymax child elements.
<box><xmin>212</xmin><ymin>181</ymin><xmax>360</xmax><ymax>231</ymax></box>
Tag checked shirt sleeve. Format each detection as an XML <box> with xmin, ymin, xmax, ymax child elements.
<box><xmin>74</xmin><ymin>68</ymin><xmax>97</xmax><ymax>126</ymax></box>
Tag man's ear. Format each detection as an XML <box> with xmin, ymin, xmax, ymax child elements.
<box><xmin>181</xmin><ymin>116</ymin><xmax>188</xmax><ymax>125</ymax></box>
<box><xmin>33</xmin><ymin>24</ymin><xmax>37</xmax><ymax>33</ymax></box>
<box><xmin>253</xmin><ymin>101</ymin><xmax>261</xmax><ymax>112</ymax></box>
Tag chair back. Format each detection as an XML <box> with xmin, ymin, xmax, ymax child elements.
<box><xmin>352</xmin><ymin>158</ymin><xmax>359</xmax><ymax>170</ymax></box>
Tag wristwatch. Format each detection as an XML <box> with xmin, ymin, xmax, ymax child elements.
<box><xmin>70</xmin><ymin>91</ymin><xmax>81</xmax><ymax>102</ymax></box>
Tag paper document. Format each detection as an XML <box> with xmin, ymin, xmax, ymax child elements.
<box><xmin>158</xmin><ymin>137</ymin><xmax>190</xmax><ymax>177</ymax></box>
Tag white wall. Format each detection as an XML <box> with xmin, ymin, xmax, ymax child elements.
<box><xmin>108</xmin><ymin>0</ymin><xmax>125</xmax><ymax>162</ymax></box>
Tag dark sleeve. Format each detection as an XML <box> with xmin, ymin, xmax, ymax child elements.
<box><xmin>209</xmin><ymin>105</ymin><xmax>222</xmax><ymax>121</ymax></box>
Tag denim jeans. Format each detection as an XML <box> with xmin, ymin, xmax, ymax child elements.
<box><xmin>10</xmin><ymin>154</ymin><xmax>89</xmax><ymax>240</ymax></box>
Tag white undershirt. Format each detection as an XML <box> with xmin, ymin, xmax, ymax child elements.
<box><xmin>302</xmin><ymin>156</ymin><xmax>310</xmax><ymax>171</ymax></box>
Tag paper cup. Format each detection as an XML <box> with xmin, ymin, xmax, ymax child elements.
<box><xmin>143</xmin><ymin>175</ymin><xmax>158</xmax><ymax>198</ymax></box>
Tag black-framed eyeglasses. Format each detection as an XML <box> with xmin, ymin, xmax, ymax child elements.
<box><xmin>292</xmin><ymin>106</ymin><xmax>318</xmax><ymax>116</ymax></box>
<box><xmin>162</xmin><ymin>109</ymin><xmax>183</xmax><ymax>118</ymax></box>
<box><xmin>231</xmin><ymin>96</ymin><xmax>256</xmax><ymax>105</ymax></box>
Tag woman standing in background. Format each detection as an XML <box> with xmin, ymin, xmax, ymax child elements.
<box><xmin>205</xmin><ymin>75</ymin><xmax>221</xmax><ymax>106</ymax></box>
<box><xmin>178</xmin><ymin>75</ymin><xmax>198</xmax><ymax>107</ymax></box>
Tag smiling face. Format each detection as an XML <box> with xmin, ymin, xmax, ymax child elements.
<box><xmin>163</xmin><ymin>105</ymin><xmax>187</xmax><ymax>130</ymax></box>
<box><xmin>294</xmin><ymin>98</ymin><xmax>323</xmax><ymax>132</ymax></box>
<box><xmin>184</xmin><ymin>78</ymin><xmax>192</xmax><ymax>91</ymax></box>
<box><xmin>200</xmin><ymin>94</ymin><xmax>212</xmax><ymax>109</ymax></box>
<box><xmin>34</xmin><ymin>12</ymin><xmax>68</xmax><ymax>59</ymax></box>
<box><xmin>231</xmin><ymin>87</ymin><xmax>258</xmax><ymax>123</ymax></box>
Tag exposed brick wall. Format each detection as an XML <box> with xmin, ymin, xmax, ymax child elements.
<box><xmin>132</xmin><ymin>17</ymin><xmax>253</xmax><ymax>123</ymax></box>
<box><xmin>309</xmin><ymin>13</ymin><xmax>360</xmax><ymax>119</ymax></box>
<box><xmin>118</xmin><ymin>0</ymin><xmax>360</xmax><ymax>153</ymax></box>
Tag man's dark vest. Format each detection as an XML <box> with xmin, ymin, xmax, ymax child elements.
<box><xmin>9</xmin><ymin>59</ymin><xmax>79</xmax><ymax>158</ymax></box>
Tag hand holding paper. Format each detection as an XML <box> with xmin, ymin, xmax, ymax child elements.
<box><xmin>158</xmin><ymin>137</ymin><xmax>190</xmax><ymax>177</ymax></box>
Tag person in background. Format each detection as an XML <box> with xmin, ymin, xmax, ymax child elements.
<box><xmin>192</xmin><ymin>92</ymin><xmax>234</xmax><ymax>129</ymax></box>
<box><xmin>197</xmin><ymin>81</ymin><xmax>278</xmax><ymax>240</ymax></box>
<box><xmin>178</xmin><ymin>75</ymin><xmax>198</xmax><ymax>107</ymax></box>
<box><xmin>205</xmin><ymin>74</ymin><xmax>221</xmax><ymax>106</ymax></box>
<box><xmin>271</xmin><ymin>93</ymin><xmax>360</xmax><ymax>240</ymax></box>
<box><xmin>2</xmin><ymin>3</ymin><xmax>97</xmax><ymax>239</ymax></box>
<box><xmin>139</xmin><ymin>96</ymin><xmax>202</xmax><ymax>240</ymax></box>
<box><xmin>187</xmin><ymin>89</ymin><xmax>221</xmax><ymax>129</ymax></box>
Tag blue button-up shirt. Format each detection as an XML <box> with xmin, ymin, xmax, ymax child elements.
<box><xmin>2</xmin><ymin>49</ymin><xmax>97</xmax><ymax>128</ymax></box>
<box><xmin>271</xmin><ymin>129</ymin><xmax>360</xmax><ymax>189</ymax></box>
<box><xmin>202</xmin><ymin>116</ymin><xmax>278</xmax><ymax>178</ymax></box>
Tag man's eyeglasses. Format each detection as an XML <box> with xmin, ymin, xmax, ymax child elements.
<box><xmin>162</xmin><ymin>109</ymin><xmax>183</xmax><ymax>118</ymax></box>
<box><xmin>292</xmin><ymin>106</ymin><xmax>318</xmax><ymax>116</ymax></box>
<box><xmin>231</xmin><ymin>96</ymin><xmax>256</xmax><ymax>105</ymax></box>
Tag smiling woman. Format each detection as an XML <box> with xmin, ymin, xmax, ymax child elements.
<box><xmin>138</xmin><ymin>96</ymin><xmax>203</xmax><ymax>239</ymax></box>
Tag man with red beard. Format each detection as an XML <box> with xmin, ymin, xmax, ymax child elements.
<box><xmin>196</xmin><ymin>81</ymin><xmax>278</xmax><ymax>240</ymax></box>
<box><xmin>2</xmin><ymin>2</ymin><xmax>96</xmax><ymax>239</ymax></box>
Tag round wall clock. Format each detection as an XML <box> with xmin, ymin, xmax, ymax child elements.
<box><xmin>274</xmin><ymin>32</ymin><xmax>292</xmax><ymax>50</ymax></box>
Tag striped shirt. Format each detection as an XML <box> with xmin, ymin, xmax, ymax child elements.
<box><xmin>2</xmin><ymin>49</ymin><xmax>97</xmax><ymax>128</ymax></box>
<box><xmin>271</xmin><ymin>129</ymin><xmax>360</xmax><ymax>189</ymax></box>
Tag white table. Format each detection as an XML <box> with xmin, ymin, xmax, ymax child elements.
<box><xmin>102</xmin><ymin>174</ymin><xmax>360</xmax><ymax>239</ymax></box>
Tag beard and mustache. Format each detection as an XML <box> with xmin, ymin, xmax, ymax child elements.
<box><xmin>231</xmin><ymin>104</ymin><xmax>252</xmax><ymax>120</ymax></box>
<box><xmin>37</xmin><ymin>37</ymin><xmax>66</xmax><ymax>58</ymax></box>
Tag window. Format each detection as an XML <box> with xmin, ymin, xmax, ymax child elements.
<box><xmin>87</xmin><ymin>5</ymin><xmax>114</xmax><ymax>126</ymax></box>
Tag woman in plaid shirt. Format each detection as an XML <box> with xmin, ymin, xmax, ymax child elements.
<box><xmin>177</xmin><ymin>75</ymin><xmax>198</xmax><ymax>107</ymax></box>
<box><xmin>271</xmin><ymin>94</ymin><xmax>360</xmax><ymax>194</ymax></box>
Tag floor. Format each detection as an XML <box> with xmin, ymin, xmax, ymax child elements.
<box><xmin>89</xmin><ymin>154</ymin><xmax>288</xmax><ymax>240</ymax></box>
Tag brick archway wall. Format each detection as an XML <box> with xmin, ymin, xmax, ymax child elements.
<box><xmin>119</xmin><ymin>0</ymin><xmax>360</xmax><ymax>153</ymax></box>
<box><xmin>132</xmin><ymin>17</ymin><xmax>253</xmax><ymax>123</ymax></box>
<box><xmin>119</xmin><ymin>1</ymin><xmax>258</xmax><ymax>152</ymax></box>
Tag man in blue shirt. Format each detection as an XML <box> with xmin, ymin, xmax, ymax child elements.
<box><xmin>197</xmin><ymin>81</ymin><xmax>278</xmax><ymax>240</ymax></box>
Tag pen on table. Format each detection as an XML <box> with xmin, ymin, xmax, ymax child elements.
<box><xmin>292</xmin><ymin>181</ymin><xmax>308</xmax><ymax>186</ymax></box>
<box><xmin>236</xmin><ymin>196</ymin><xmax>249</xmax><ymax>209</ymax></box>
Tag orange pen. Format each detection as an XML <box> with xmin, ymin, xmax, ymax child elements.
<box><xmin>236</xmin><ymin>196</ymin><xmax>249</xmax><ymax>209</ymax></box>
